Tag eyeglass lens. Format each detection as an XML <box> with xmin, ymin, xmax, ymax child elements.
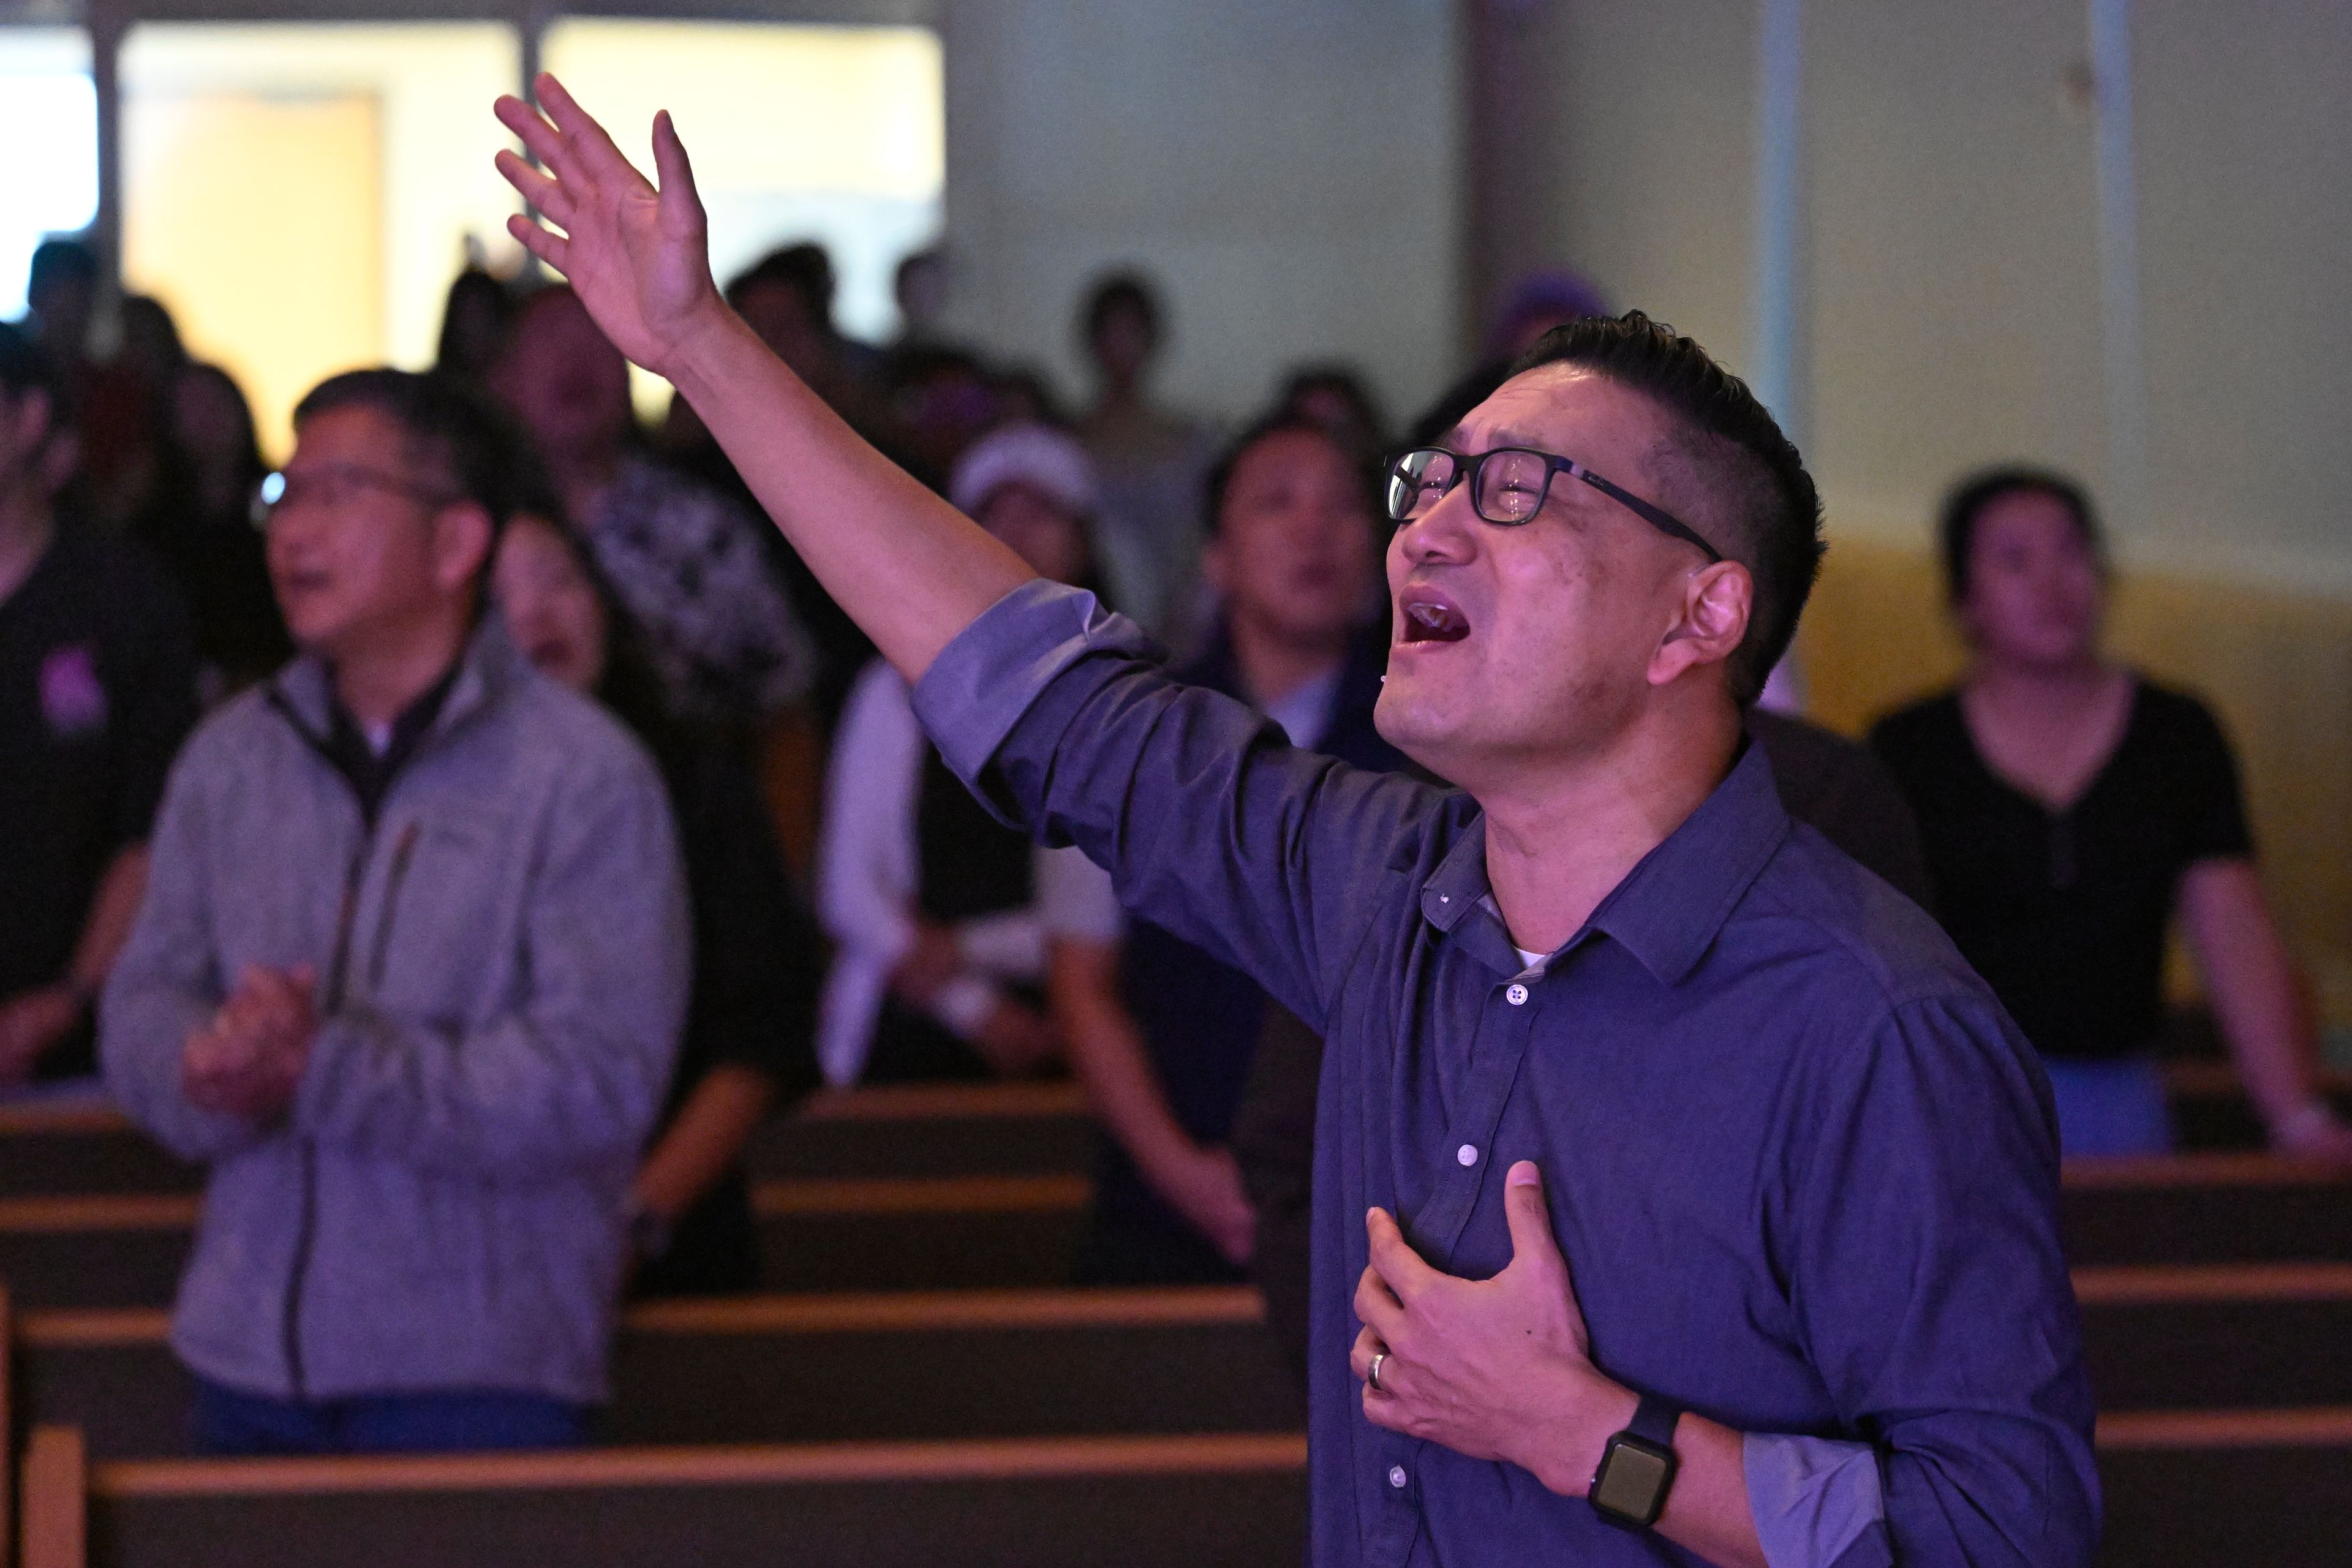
<box><xmin>1388</xmin><ymin>448</ymin><xmax>1554</xmax><ymax>526</ymax></box>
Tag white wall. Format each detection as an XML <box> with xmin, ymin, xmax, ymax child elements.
<box><xmin>1492</xmin><ymin>0</ymin><xmax>2352</xmax><ymax>594</ymax></box>
<box><xmin>2135</xmin><ymin>0</ymin><xmax>2352</xmax><ymax>589</ymax></box>
<box><xmin>940</xmin><ymin>0</ymin><xmax>1461</xmax><ymax>428</ymax></box>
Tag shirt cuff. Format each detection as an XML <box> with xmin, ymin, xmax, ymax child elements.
<box><xmin>909</xmin><ymin>579</ymin><xmax>1147</xmax><ymax>786</ymax></box>
<box><xmin>1743</xmin><ymin>1432</ymin><xmax>1891</xmax><ymax>1568</ymax></box>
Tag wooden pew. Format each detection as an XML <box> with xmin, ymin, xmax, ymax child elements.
<box><xmin>2076</xmin><ymin>1264</ymin><xmax>2352</xmax><ymax>1411</ymax></box>
<box><xmin>2060</xmin><ymin>1154</ymin><xmax>2352</xmax><ymax>1266</ymax></box>
<box><xmin>0</xmin><ymin>1082</ymin><xmax>1095</xmax><ymax>1202</ymax></box>
<box><xmin>28</xmin><ymin>1411</ymin><xmax>2352</xmax><ymax>1568</ymax></box>
<box><xmin>2</xmin><ymin>1283</ymin><xmax>12</xmax><ymax>1554</ymax></box>
<box><xmin>20</xmin><ymin>1425</ymin><xmax>86</xmax><ymax>1568</ymax></box>
<box><xmin>0</xmin><ymin>1174</ymin><xmax>1090</xmax><ymax>1311</ymax></box>
<box><xmin>15</xmin><ymin>1287</ymin><xmax>1299</xmax><ymax>1461</ymax></box>
<box><xmin>9</xmin><ymin>1155</ymin><xmax>2346</xmax><ymax>1311</ymax></box>
<box><xmin>21</xmin><ymin>1264</ymin><xmax>2347</xmax><ymax>1463</ymax></box>
<box><xmin>24</xmin><ymin>1426</ymin><xmax>1306</xmax><ymax>1568</ymax></box>
<box><xmin>0</xmin><ymin>1105</ymin><xmax>200</xmax><ymax>1200</ymax></box>
<box><xmin>749</xmin><ymin>1082</ymin><xmax>1095</xmax><ymax>1180</ymax></box>
<box><xmin>2164</xmin><ymin>1060</ymin><xmax>2352</xmax><ymax>1152</ymax></box>
<box><xmin>2098</xmin><ymin>1408</ymin><xmax>2352</xmax><ymax>1564</ymax></box>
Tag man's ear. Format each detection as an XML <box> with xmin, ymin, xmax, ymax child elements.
<box><xmin>432</xmin><ymin>502</ymin><xmax>496</xmax><ymax>594</ymax></box>
<box><xmin>1648</xmin><ymin>559</ymin><xmax>1751</xmax><ymax>688</ymax></box>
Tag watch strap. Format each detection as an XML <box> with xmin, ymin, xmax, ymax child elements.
<box><xmin>1626</xmin><ymin>1392</ymin><xmax>1683</xmax><ymax>1449</ymax></box>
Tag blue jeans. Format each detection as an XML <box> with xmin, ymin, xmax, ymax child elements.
<box><xmin>2043</xmin><ymin>1055</ymin><xmax>2175</xmax><ymax>1158</ymax></box>
<box><xmin>192</xmin><ymin>1378</ymin><xmax>587</xmax><ymax>1456</ymax></box>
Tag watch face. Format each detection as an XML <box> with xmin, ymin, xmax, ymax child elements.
<box><xmin>1593</xmin><ymin>1441</ymin><xmax>1672</xmax><ymax>1521</ymax></box>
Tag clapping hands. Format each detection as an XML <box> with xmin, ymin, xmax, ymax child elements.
<box><xmin>182</xmin><ymin>963</ymin><xmax>319</xmax><ymax>1121</ymax></box>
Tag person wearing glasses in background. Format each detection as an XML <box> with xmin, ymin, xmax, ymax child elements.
<box><xmin>0</xmin><ymin>322</ymin><xmax>197</xmax><ymax>1090</ymax></box>
<box><xmin>103</xmin><ymin>368</ymin><xmax>688</xmax><ymax>1453</ymax></box>
<box><xmin>494</xmin><ymin>81</ymin><xmax>2095</xmax><ymax>1566</ymax></box>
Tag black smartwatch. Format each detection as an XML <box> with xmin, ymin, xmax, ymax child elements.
<box><xmin>1588</xmin><ymin>1393</ymin><xmax>1683</xmax><ymax>1529</ymax></box>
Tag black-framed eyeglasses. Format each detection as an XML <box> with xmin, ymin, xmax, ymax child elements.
<box><xmin>251</xmin><ymin>463</ymin><xmax>464</xmax><ymax>530</ymax></box>
<box><xmin>1384</xmin><ymin>446</ymin><xmax>1723</xmax><ymax>564</ymax></box>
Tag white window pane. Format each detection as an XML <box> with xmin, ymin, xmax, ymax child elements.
<box><xmin>0</xmin><ymin>28</ymin><xmax>99</xmax><ymax>320</ymax></box>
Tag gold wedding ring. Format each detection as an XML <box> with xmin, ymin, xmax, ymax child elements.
<box><xmin>1368</xmin><ymin>1352</ymin><xmax>1388</xmax><ymax>1393</ymax></box>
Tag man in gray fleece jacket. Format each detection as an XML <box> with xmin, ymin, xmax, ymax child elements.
<box><xmin>103</xmin><ymin>368</ymin><xmax>689</xmax><ymax>1453</ymax></box>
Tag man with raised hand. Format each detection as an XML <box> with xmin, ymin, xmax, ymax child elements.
<box><xmin>493</xmin><ymin>80</ymin><xmax>2096</xmax><ymax>1568</ymax></box>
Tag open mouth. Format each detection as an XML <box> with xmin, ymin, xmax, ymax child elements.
<box><xmin>1398</xmin><ymin>588</ymin><xmax>1472</xmax><ymax>645</ymax></box>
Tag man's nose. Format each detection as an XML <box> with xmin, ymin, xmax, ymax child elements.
<box><xmin>1396</xmin><ymin>488</ymin><xmax>1479</xmax><ymax>567</ymax></box>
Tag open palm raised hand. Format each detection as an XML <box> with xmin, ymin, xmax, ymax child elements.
<box><xmin>492</xmin><ymin>75</ymin><xmax>723</xmax><ymax>380</ymax></box>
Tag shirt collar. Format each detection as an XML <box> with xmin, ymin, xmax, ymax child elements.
<box><xmin>272</xmin><ymin>609</ymin><xmax>526</xmax><ymax>750</ymax></box>
<box><xmin>1420</xmin><ymin>734</ymin><xmax>1793</xmax><ymax>986</ymax></box>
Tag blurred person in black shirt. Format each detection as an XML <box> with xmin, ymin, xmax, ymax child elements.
<box><xmin>1872</xmin><ymin>468</ymin><xmax>2351</xmax><ymax>1159</ymax></box>
<box><xmin>435</xmin><ymin>267</ymin><xmax>516</xmax><ymax>386</ymax></box>
<box><xmin>130</xmin><ymin>362</ymin><xmax>292</xmax><ymax>700</ymax></box>
<box><xmin>492</xmin><ymin>497</ymin><xmax>821</xmax><ymax>1293</ymax></box>
<box><xmin>0</xmin><ymin>320</ymin><xmax>197</xmax><ymax>1085</ymax></box>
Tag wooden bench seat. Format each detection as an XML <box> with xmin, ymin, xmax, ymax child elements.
<box><xmin>2076</xmin><ymin>1264</ymin><xmax>2352</xmax><ymax>1410</ymax></box>
<box><xmin>2163</xmin><ymin>1060</ymin><xmax>2352</xmax><ymax>1152</ymax></box>
<box><xmin>0</xmin><ymin>1083</ymin><xmax>1096</xmax><ymax>1201</ymax></box>
<box><xmin>0</xmin><ymin>1175</ymin><xmax>1090</xmax><ymax>1311</ymax></box>
<box><xmin>16</xmin><ymin>1287</ymin><xmax>1298</xmax><ymax>1461</ymax></box>
<box><xmin>2097</xmin><ymin>1407</ymin><xmax>2352</xmax><ymax>1564</ymax></box>
<box><xmin>18</xmin><ymin>1265</ymin><xmax>2348</xmax><ymax>1463</ymax></box>
<box><xmin>2059</xmin><ymin>1154</ymin><xmax>2352</xmax><ymax>1266</ymax></box>
<box><xmin>24</xmin><ymin>1412</ymin><xmax>2352</xmax><ymax>1568</ymax></box>
<box><xmin>19</xmin><ymin>1427</ymin><xmax>1307</xmax><ymax>1568</ymax></box>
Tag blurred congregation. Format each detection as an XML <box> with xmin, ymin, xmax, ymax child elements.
<box><xmin>6</xmin><ymin>2</ymin><xmax>2352</xmax><ymax>1566</ymax></box>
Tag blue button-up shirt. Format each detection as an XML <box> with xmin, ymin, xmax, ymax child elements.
<box><xmin>915</xmin><ymin>582</ymin><xmax>2098</xmax><ymax>1568</ymax></box>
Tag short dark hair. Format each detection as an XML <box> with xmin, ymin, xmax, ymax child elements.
<box><xmin>1080</xmin><ymin>270</ymin><xmax>1162</xmax><ymax>347</ymax></box>
<box><xmin>28</xmin><ymin>238</ymin><xmax>100</xmax><ymax>295</ymax></box>
<box><xmin>1506</xmin><ymin>311</ymin><xmax>1824</xmax><ymax>706</ymax></box>
<box><xmin>0</xmin><ymin>320</ymin><xmax>60</xmax><ymax>407</ymax></box>
<box><xmin>1937</xmin><ymin>466</ymin><xmax>2103</xmax><ymax>605</ymax></box>
<box><xmin>1202</xmin><ymin>413</ymin><xmax>1372</xmax><ymax>538</ymax></box>
<box><xmin>293</xmin><ymin>368</ymin><xmax>530</xmax><ymax>535</ymax></box>
<box><xmin>726</xmin><ymin>243</ymin><xmax>837</xmax><ymax>330</ymax></box>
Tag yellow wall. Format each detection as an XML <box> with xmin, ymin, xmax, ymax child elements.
<box><xmin>122</xmin><ymin>92</ymin><xmax>386</xmax><ymax>462</ymax></box>
<box><xmin>119</xmin><ymin>22</ymin><xmax>524</xmax><ymax>460</ymax></box>
<box><xmin>1798</xmin><ymin>537</ymin><xmax>2352</xmax><ymax>1025</ymax></box>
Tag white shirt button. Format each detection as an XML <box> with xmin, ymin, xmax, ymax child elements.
<box><xmin>1457</xmin><ymin>1144</ymin><xmax>1478</xmax><ymax>1166</ymax></box>
<box><xmin>1506</xmin><ymin>982</ymin><xmax>1529</xmax><ymax>1006</ymax></box>
<box><xmin>1389</xmin><ymin>1465</ymin><xmax>1409</xmax><ymax>1489</ymax></box>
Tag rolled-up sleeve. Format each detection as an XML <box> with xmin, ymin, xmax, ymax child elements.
<box><xmin>910</xmin><ymin>580</ymin><xmax>1438</xmax><ymax>1033</ymax></box>
<box><xmin>1744</xmin><ymin>1433</ymin><xmax>1890</xmax><ymax>1568</ymax></box>
<box><xmin>1779</xmin><ymin>993</ymin><xmax>2100</xmax><ymax>1568</ymax></box>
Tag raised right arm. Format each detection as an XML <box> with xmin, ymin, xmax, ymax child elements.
<box><xmin>493</xmin><ymin>78</ymin><xmax>1030</xmax><ymax>683</ymax></box>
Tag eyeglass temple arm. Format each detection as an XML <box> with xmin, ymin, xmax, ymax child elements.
<box><xmin>1567</xmin><ymin>463</ymin><xmax>1724</xmax><ymax>564</ymax></box>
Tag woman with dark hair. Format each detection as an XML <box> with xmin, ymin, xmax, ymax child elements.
<box><xmin>1871</xmin><ymin>469</ymin><xmax>2350</xmax><ymax>1158</ymax></box>
<box><xmin>491</xmin><ymin>284</ymin><xmax>813</xmax><ymax>728</ymax></box>
<box><xmin>491</xmin><ymin>500</ymin><xmax>821</xmax><ymax>1294</ymax></box>
<box><xmin>435</xmin><ymin>268</ymin><xmax>515</xmax><ymax>385</ymax></box>
<box><xmin>131</xmin><ymin>361</ymin><xmax>291</xmax><ymax>698</ymax></box>
<box><xmin>1073</xmin><ymin>269</ymin><xmax>1215</xmax><ymax>639</ymax></box>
